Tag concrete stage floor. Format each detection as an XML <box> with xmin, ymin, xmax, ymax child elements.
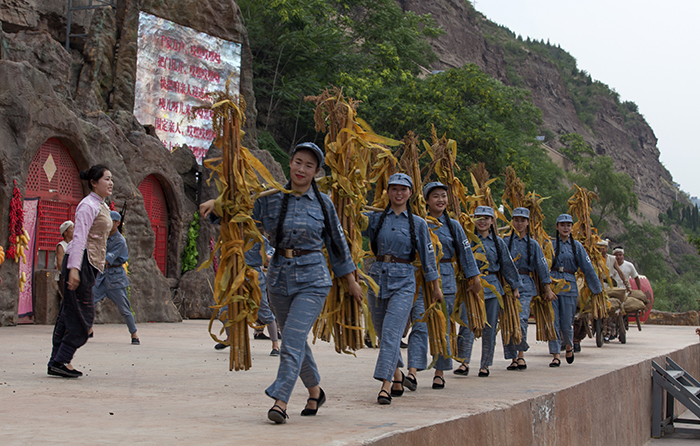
<box><xmin>1</xmin><ymin>320</ymin><xmax>699</xmax><ymax>445</ymax></box>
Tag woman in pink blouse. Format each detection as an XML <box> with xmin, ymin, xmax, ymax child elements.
<box><xmin>48</xmin><ymin>165</ymin><xmax>114</xmax><ymax>378</ymax></box>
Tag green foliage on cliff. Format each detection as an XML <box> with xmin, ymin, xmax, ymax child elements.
<box><xmin>570</xmin><ymin>155</ymin><xmax>638</xmax><ymax>228</ymax></box>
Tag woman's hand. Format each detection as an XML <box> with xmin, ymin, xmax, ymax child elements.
<box><xmin>512</xmin><ymin>288</ymin><xmax>520</xmax><ymax>300</ymax></box>
<box><xmin>544</xmin><ymin>285</ymin><xmax>557</xmax><ymax>302</ymax></box>
<box><xmin>344</xmin><ymin>273</ymin><xmax>364</xmax><ymax>304</ymax></box>
<box><xmin>431</xmin><ymin>281</ymin><xmax>443</xmax><ymax>303</ymax></box>
<box><xmin>199</xmin><ymin>199</ymin><xmax>216</xmax><ymax>218</ymax></box>
<box><xmin>466</xmin><ymin>275</ymin><xmax>482</xmax><ymax>295</ymax></box>
<box><xmin>67</xmin><ymin>268</ymin><xmax>80</xmax><ymax>290</ymax></box>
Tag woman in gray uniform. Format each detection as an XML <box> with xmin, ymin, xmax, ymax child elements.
<box><xmin>201</xmin><ymin>142</ymin><xmax>362</xmax><ymax>424</ymax></box>
<box><xmin>455</xmin><ymin>206</ymin><xmax>521</xmax><ymax>378</ymax></box>
<box><xmin>502</xmin><ymin>207</ymin><xmax>555</xmax><ymax>370</ymax></box>
<box><xmin>405</xmin><ymin>182</ymin><xmax>481</xmax><ymax>390</ymax></box>
<box><xmin>548</xmin><ymin>213</ymin><xmax>602</xmax><ymax>367</ymax></box>
<box><xmin>363</xmin><ymin>173</ymin><xmax>442</xmax><ymax>405</ymax></box>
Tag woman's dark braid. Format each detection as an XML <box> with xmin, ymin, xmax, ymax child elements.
<box><xmin>274</xmin><ymin>191</ymin><xmax>291</xmax><ymax>250</ymax></box>
<box><xmin>491</xmin><ymin>224</ymin><xmax>503</xmax><ymax>267</ymax></box>
<box><xmin>443</xmin><ymin>214</ymin><xmax>460</xmax><ymax>262</ymax></box>
<box><xmin>312</xmin><ymin>179</ymin><xmax>341</xmax><ymax>257</ymax></box>
<box><xmin>370</xmin><ymin>204</ymin><xmax>392</xmax><ymax>255</ymax></box>
<box><xmin>407</xmin><ymin>203</ymin><xmax>417</xmax><ymax>262</ymax></box>
<box><xmin>526</xmin><ymin>226</ymin><xmax>531</xmax><ymax>269</ymax></box>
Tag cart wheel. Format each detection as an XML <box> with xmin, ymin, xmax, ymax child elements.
<box><xmin>595</xmin><ymin>319</ymin><xmax>604</xmax><ymax>347</ymax></box>
<box><xmin>618</xmin><ymin>315</ymin><xmax>627</xmax><ymax>344</ymax></box>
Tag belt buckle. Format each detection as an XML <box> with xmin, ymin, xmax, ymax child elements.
<box><xmin>557</xmin><ymin>267</ymin><xmax>564</xmax><ymax>273</ymax></box>
<box><xmin>284</xmin><ymin>248</ymin><xmax>294</xmax><ymax>259</ymax></box>
<box><xmin>383</xmin><ymin>254</ymin><xmax>393</xmax><ymax>263</ymax></box>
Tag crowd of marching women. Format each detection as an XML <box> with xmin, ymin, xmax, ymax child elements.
<box><xmin>198</xmin><ymin>138</ymin><xmax>650</xmax><ymax>425</ymax></box>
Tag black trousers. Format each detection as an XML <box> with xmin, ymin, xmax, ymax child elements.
<box><xmin>49</xmin><ymin>251</ymin><xmax>97</xmax><ymax>365</ymax></box>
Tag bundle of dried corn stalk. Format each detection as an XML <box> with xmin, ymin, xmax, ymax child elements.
<box><xmin>424</xmin><ymin>127</ymin><xmax>485</xmax><ymax>349</ymax></box>
<box><xmin>305</xmin><ymin>88</ymin><xmax>398</xmax><ymax>353</ymax></box>
<box><xmin>568</xmin><ymin>184</ymin><xmax>609</xmax><ymax>320</ymax></box>
<box><xmin>396</xmin><ymin>132</ymin><xmax>449</xmax><ymax>359</ymax></box>
<box><xmin>200</xmin><ymin>83</ymin><xmax>285</xmax><ymax>371</ymax></box>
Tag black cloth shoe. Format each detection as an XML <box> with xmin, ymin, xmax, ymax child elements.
<box><xmin>573</xmin><ymin>342</ymin><xmax>581</xmax><ymax>353</ymax></box>
<box><xmin>270</xmin><ymin>348</ymin><xmax>280</xmax><ymax>356</ymax></box>
<box><xmin>404</xmin><ymin>373</ymin><xmax>418</xmax><ymax>391</ymax></box>
<box><xmin>300</xmin><ymin>388</ymin><xmax>326</xmax><ymax>416</ymax></box>
<box><xmin>391</xmin><ymin>371</ymin><xmax>405</xmax><ymax>396</ymax></box>
<box><xmin>377</xmin><ymin>389</ymin><xmax>392</xmax><ymax>405</ymax></box>
<box><xmin>131</xmin><ymin>338</ymin><xmax>140</xmax><ymax>345</ymax></box>
<box><xmin>214</xmin><ymin>343</ymin><xmax>228</xmax><ymax>350</ymax></box>
<box><xmin>478</xmin><ymin>368</ymin><xmax>490</xmax><ymax>377</ymax></box>
<box><xmin>565</xmin><ymin>349</ymin><xmax>575</xmax><ymax>364</ymax></box>
<box><xmin>48</xmin><ymin>363</ymin><xmax>82</xmax><ymax>378</ymax></box>
<box><xmin>432</xmin><ymin>376</ymin><xmax>445</xmax><ymax>389</ymax></box>
<box><xmin>453</xmin><ymin>363</ymin><xmax>469</xmax><ymax>376</ymax></box>
<box><xmin>254</xmin><ymin>332</ymin><xmax>270</xmax><ymax>340</ymax></box>
<box><xmin>267</xmin><ymin>405</ymin><xmax>288</xmax><ymax>424</ymax></box>
<box><xmin>400</xmin><ymin>340</ymin><xmax>408</xmax><ymax>349</ymax></box>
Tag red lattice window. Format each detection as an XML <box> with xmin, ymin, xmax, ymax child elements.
<box><xmin>26</xmin><ymin>139</ymin><xmax>82</xmax><ymax>257</ymax></box>
<box><xmin>138</xmin><ymin>175</ymin><xmax>168</xmax><ymax>275</ymax></box>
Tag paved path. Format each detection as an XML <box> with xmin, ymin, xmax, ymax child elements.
<box><xmin>1</xmin><ymin>320</ymin><xmax>698</xmax><ymax>445</ymax></box>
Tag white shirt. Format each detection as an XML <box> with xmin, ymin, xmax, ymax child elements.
<box><xmin>610</xmin><ymin>259</ymin><xmax>638</xmax><ymax>287</ymax></box>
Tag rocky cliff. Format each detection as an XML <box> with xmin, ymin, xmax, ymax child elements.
<box><xmin>401</xmin><ymin>0</ymin><xmax>676</xmax><ymax>220</ymax></box>
<box><xmin>0</xmin><ymin>0</ymin><xmax>283</xmax><ymax>325</ymax></box>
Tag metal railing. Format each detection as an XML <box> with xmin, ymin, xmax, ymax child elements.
<box><xmin>65</xmin><ymin>0</ymin><xmax>116</xmax><ymax>51</ymax></box>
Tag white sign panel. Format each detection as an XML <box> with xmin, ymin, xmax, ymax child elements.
<box><xmin>134</xmin><ymin>11</ymin><xmax>242</xmax><ymax>163</ymax></box>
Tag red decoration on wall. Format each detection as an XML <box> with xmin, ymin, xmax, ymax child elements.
<box><xmin>7</xmin><ymin>180</ymin><xmax>24</xmax><ymax>261</ymax></box>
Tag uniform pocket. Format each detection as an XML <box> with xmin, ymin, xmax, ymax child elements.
<box><xmin>386</xmin><ymin>264</ymin><xmax>412</xmax><ymax>291</ymax></box>
<box><xmin>295</xmin><ymin>253</ymin><xmax>330</xmax><ymax>285</ymax></box>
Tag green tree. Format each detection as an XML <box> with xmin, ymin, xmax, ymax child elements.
<box><xmin>570</xmin><ymin>156</ymin><xmax>638</xmax><ymax>228</ymax></box>
<box><xmin>618</xmin><ymin>222</ymin><xmax>669</xmax><ymax>282</ymax></box>
<box><xmin>238</xmin><ymin>0</ymin><xmax>441</xmax><ymax>149</ymax></box>
<box><xmin>558</xmin><ymin>133</ymin><xmax>594</xmax><ymax>165</ymax></box>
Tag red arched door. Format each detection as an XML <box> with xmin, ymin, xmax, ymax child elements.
<box><xmin>138</xmin><ymin>175</ymin><xmax>168</xmax><ymax>274</ymax></box>
<box><xmin>25</xmin><ymin>138</ymin><xmax>83</xmax><ymax>269</ymax></box>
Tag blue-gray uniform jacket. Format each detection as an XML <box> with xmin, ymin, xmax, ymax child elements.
<box><xmin>94</xmin><ymin>231</ymin><xmax>129</xmax><ymax>293</ymax></box>
<box><xmin>430</xmin><ymin>214</ymin><xmax>480</xmax><ymax>294</ymax></box>
<box><xmin>244</xmin><ymin>236</ymin><xmax>274</xmax><ymax>269</ymax></box>
<box><xmin>362</xmin><ymin>210</ymin><xmax>439</xmax><ymax>295</ymax></box>
<box><xmin>473</xmin><ymin>232</ymin><xmax>522</xmax><ymax>299</ymax></box>
<box><xmin>244</xmin><ymin>235</ymin><xmax>274</xmax><ymax>284</ymax></box>
<box><xmin>503</xmin><ymin>234</ymin><xmax>552</xmax><ymax>296</ymax></box>
<box><xmin>252</xmin><ymin>189</ymin><xmax>355</xmax><ymax>291</ymax></box>
<box><xmin>550</xmin><ymin>237</ymin><xmax>602</xmax><ymax>297</ymax></box>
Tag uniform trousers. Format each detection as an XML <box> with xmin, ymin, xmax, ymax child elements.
<box><xmin>254</xmin><ymin>271</ymin><xmax>279</xmax><ymax>342</ymax></box>
<box><xmin>457</xmin><ymin>297</ymin><xmax>499</xmax><ymax>369</ymax></box>
<box><xmin>549</xmin><ymin>294</ymin><xmax>578</xmax><ymax>354</ymax></box>
<box><xmin>368</xmin><ymin>288</ymin><xmax>414</xmax><ymax>382</ymax></box>
<box><xmin>265</xmin><ymin>284</ymin><xmax>329</xmax><ymax>403</ymax></box>
<box><xmin>503</xmin><ymin>290</ymin><xmax>533</xmax><ymax>359</ymax></box>
<box><xmin>50</xmin><ymin>252</ymin><xmax>97</xmax><ymax>365</ymax></box>
<box><xmin>407</xmin><ymin>293</ymin><xmax>455</xmax><ymax>371</ymax></box>
<box><xmin>94</xmin><ymin>287</ymin><xmax>136</xmax><ymax>334</ymax></box>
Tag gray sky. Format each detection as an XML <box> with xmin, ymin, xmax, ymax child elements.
<box><xmin>475</xmin><ymin>0</ymin><xmax>700</xmax><ymax>200</ymax></box>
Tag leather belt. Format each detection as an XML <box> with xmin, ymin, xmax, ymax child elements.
<box><xmin>280</xmin><ymin>249</ymin><xmax>321</xmax><ymax>259</ymax></box>
<box><xmin>551</xmin><ymin>267</ymin><xmax>575</xmax><ymax>274</ymax></box>
<box><xmin>106</xmin><ymin>264</ymin><xmax>124</xmax><ymax>269</ymax></box>
<box><xmin>518</xmin><ymin>269</ymin><xmax>532</xmax><ymax>275</ymax></box>
<box><xmin>376</xmin><ymin>255</ymin><xmax>412</xmax><ymax>264</ymax></box>
<box><xmin>440</xmin><ymin>258</ymin><xmax>455</xmax><ymax>263</ymax></box>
